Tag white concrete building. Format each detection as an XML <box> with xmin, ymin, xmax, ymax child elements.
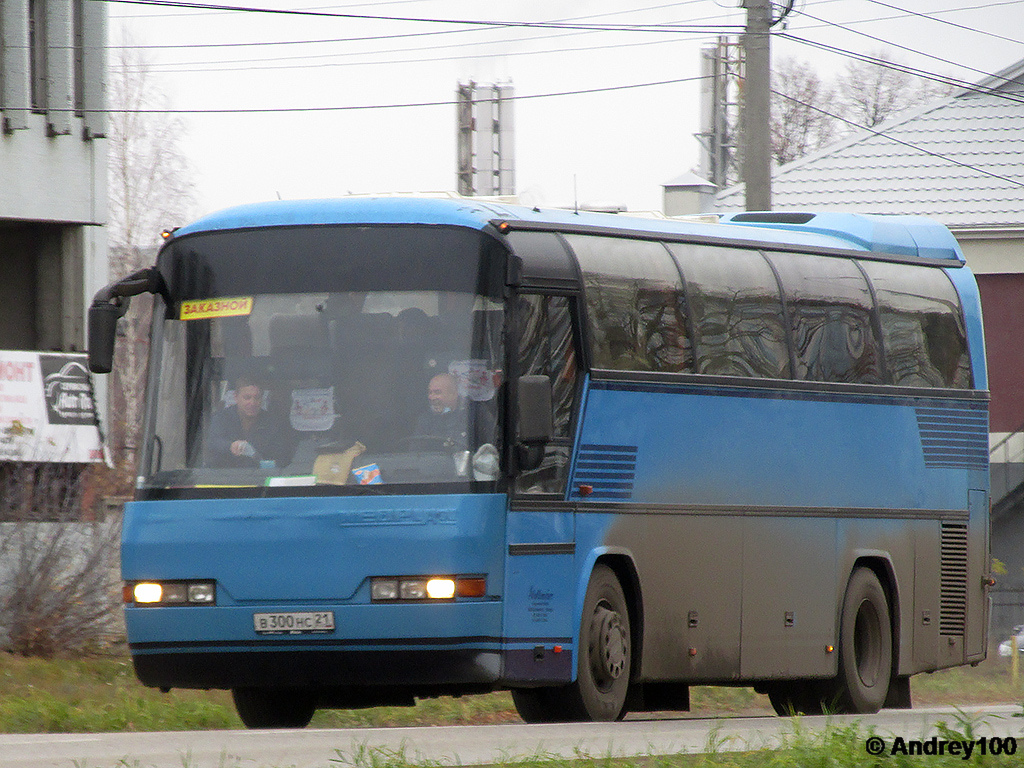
<box><xmin>1</xmin><ymin>0</ymin><xmax>107</xmax><ymax>352</ymax></box>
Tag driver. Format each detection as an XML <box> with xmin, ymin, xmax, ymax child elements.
<box><xmin>206</xmin><ymin>376</ymin><xmax>296</xmax><ymax>468</ymax></box>
<box><xmin>411</xmin><ymin>373</ymin><xmax>467</xmax><ymax>451</ymax></box>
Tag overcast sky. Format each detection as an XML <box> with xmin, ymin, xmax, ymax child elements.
<box><xmin>107</xmin><ymin>0</ymin><xmax>1024</xmax><ymax>223</ymax></box>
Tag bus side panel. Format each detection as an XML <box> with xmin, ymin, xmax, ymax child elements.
<box><xmin>740</xmin><ymin>517</ymin><xmax>838</xmax><ymax>680</ymax></box>
<box><xmin>571</xmin><ymin>380</ymin><xmax>982</xmax><ymax>684</ymax></box>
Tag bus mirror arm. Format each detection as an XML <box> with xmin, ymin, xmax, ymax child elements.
<box><xmin>88</xmin><ymin>268</ymin><xmax>167</xmax><ymax>374</ymax></box>
<box><xmin>516</xmin><ymin>375</ymin><xmax>554</xmax><ymax>471</ymax></box>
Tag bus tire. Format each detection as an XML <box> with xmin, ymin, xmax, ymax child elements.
<box><xmin>766</xmin><ymin>681</ymin><xmax>826</xmax><ymax>716</ymax></box>
<box><xmin>511</xmin><ymin>687</ymin><xmax>565</xmax><ymax>723</ymax></box>
<box><xmin>232</xmin><ymin>687</ymin><xmax>316</xmax><ymax>728</ymax></box>
<box><xmin>571</xmin><ymin>564</ymin><xmax>632</xmax><ymax>721</ymax></box>
<box><xmin>833</xmin><ymin>567</ymin><xmax>892</xmax><ymax>714</ymax></box>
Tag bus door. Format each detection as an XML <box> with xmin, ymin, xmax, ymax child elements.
<box><xmin>503</xmin><ymin>291</ymin><xmax>581</xmax><ymax>684</ymax></box>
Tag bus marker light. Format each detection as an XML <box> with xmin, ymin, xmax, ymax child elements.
<box><xmin>456</xmin><ymin>577</ymin><xmax>486</xmax><ymax>598</ymax></box>
<box><xmin>688</xmin><ymin>647</ymin><xmax>697</xmax><ymax>657</ymax></box>
<box><xmin>553</xmin><ymin>645</ymin><xmax>563</xmax><ymax>654</ymax></box>
<box><xmin>134</xmin><ymin>583</ymin><xmax>163</xmax><ymax>603</ymax></box>
<box><xmin>426</xmin><ymin>578</ymin><xmax>456</xmax><ymax>599</ymax></box>
<box><xmin>826</xmin><ymin>645</ymin><xmax>835</xmax><ymax>654</ymax></box>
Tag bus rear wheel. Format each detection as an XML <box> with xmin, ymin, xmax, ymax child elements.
<box><xmin>232</xmin><ymin>687</ymin><xmax>316</xmax><ymax>728</ymax></box>
<box><xmin>766</xmin><ymin>681</ymin><xmax>826</xmax><ymax>716</ymax></box>
<box><xmin>832</xmin><ymin>567</ymin><xmax>892</xmax><ymax>714</ymax></box>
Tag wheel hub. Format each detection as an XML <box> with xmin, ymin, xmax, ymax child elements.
<box><xmin>590</xmin><ymin>605</ymin><xmax>628</xmax><ymax>682</ymax></box>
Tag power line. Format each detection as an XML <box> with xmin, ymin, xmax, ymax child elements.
<box><xmin>97</xmin><ymin>0</ymin><xmax>745</xmax><ymax>33</ymax></box>
<box><xmin>119</xmin><ymin>32</ymin><xmax>701</xmax><ymax>75</ymax></box>
<box><xmin>108</xmin><ymin>0</ymin><xmax>718</xmax><ymax>51</ymax></box>
<box><xmin>781</xmin><ymin>34</ymin><xmax>1024</xmax><ymax>106</ymax></box>
<box><xmin>93</xmin><ymin>73</ymin><xmax>710</xmax><ymax>114</ymax></box>
<box><xmin>859</xmin><ymin>0</ymin><xmax>1023</xmax><ymax>47</ymax></box>
<box><xmin>783</xmin><ymin>2</ymin><xmax>1022</xmax><ymax>87</ymax></box>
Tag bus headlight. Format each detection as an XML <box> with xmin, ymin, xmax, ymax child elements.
<box><xmin>371</xmin><ymin>576</ymin><xmax>485</xmax><ymax>602</ymax></box>
<box><xmin>127</xmin><ymin>580</ymin><xmax>216</xmax><ymax>606</ymax></box>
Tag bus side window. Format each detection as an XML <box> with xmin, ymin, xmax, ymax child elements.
<box><xmin>860</xmin><ymin>261</ymin><xmax>972</xmax><ymax>389</ymax></box>
<box><xmin>515</xmin><ymin>294</ymin><xmax>577</xmax><ymax>495</ymax></box>
<box><xmin>767</xmin><ymin>252</ymin><xmax>882</xmax><ymax>385</ymax></box>
<box><xmin>567</xmin><ymin>235</ymin><xmax>692</xmax><ymax>373</ymax></box>
<box><xmin>667</xmin><ymin>244</ymin><xmax>790</xmax><ymax>379</ymax></box>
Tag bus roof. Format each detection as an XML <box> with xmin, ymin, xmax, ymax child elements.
<box><xmin>172</xmin><ymin>197</ymin><xmax>965</xmax><ymax>264</ymax></box>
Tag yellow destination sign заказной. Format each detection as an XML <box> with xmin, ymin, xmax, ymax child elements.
<box><xmin>179</xmin><ymin>297</ymin><xmax>254</xmax><ymax>321</ymax></box>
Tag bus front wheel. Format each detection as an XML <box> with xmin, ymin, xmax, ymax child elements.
<box><xmin>232</xmin><ymin>687</ymin><xmax>316</xmax><ymax>728</ymax></box>
<box><xmin>571</xmin><ymin>564</ymin><xmax>632</xmax><ymax>721</ymax></box>
<box><xmin>511</xmin><ymin>565</ymin><xmax>632</xmax><ymax>723</ymax></box>
<box><xmin>833</xmin><ymin>567</ymin><xmax>892</xmax><ymax>714</ymax></box>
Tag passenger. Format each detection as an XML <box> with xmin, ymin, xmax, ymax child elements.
<box><xmin>411</xmin><ymin>373</ymin><xmax>467</xmax><ymax>451</ymax></box>
<box><xmin>207</xmin><ymin>376</ymin><xmax>295</xmax><ymax>468</ymax></box>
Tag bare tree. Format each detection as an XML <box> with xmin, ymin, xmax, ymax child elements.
<box><xmin>0</xmin><ymin>463</ymin><xmax>122</xmax><ymax>657</ymax></box>
<box><xmin>836</xmin><ymin>50</ymin><xmax>957</xmax><ymax>129</ymax></box>
<box><xmin>106</xmin><ymin>30</ymin><xmax>196</xmax><ymax>478</ymax></box>
<box><xmin>771</xmin><ymin>56</ymin><xmax>839</xmax><ymax>166</ymax></box>
<box><xmin>108</xmin><ymin>29</ymin><xmax>196</xmax><ymax>255</ymax></box>
<box><xmin>769</xmin><ymin>51</ymin><xmax>957</xmax><ymax>166</ymax></box>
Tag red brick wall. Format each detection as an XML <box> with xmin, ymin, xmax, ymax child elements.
<box><xmin>978</xmin><ymin>274</ymin><xmax>1024</xmax><ymax>433</ymax></box>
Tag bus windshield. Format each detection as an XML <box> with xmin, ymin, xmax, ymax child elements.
<box><xmin>143</xmin><ymin>289</ymin><xmax>504</xmax><ymax>492</ymax></box>
<box><xmin>139</xmin><ymin>227</ymin><xmax>505</xmax><ymax>494</ymax></box>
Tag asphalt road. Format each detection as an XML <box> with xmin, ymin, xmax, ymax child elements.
<box><xmin>2</xmin><ymin>705</ymin><xmax>1021</xmax><ymax>768</ymax></box>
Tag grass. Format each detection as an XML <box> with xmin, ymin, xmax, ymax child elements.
<box><xmin>0</xmin><ymin>649</ymin><xmax>1022</xmax><ymax>734</ymax></box>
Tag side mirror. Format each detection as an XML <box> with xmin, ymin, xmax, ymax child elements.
<box><xmin>87</xmin><ymin>268</ymin><xmax>166</xmax><ymax>374</ymax></box>
<box><xmin>87</xmin><ymin>301</ymin><xmax>124</xmax><ymax>374</ymax></box>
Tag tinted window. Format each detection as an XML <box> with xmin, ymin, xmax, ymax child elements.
<box><xmin>668</xmin><ymin>244</ymin><xmax>790</xmax><ymax>379</ymax></box>
<box><xmin>568</xmin><ymin>236</ymin><xmax>692</xmax><ymax>373</ymax></box>
<box><xmin>861</xmin><ymin>261</ymin><xmax>971</xmax><ymax>388</ymax></box>
<box><xmin>767</xmin><ymin>252</ymin><xmax>882</xmax><ymax>384</ymax></box>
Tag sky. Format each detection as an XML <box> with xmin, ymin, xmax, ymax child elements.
<box><xmin>106</xmin><ymin>0</ymin><xmax>1024</xmax><ymax>223</ymax></box>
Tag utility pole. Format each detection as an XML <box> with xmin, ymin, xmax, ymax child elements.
<box><xmin>741</xmin><ymin>0</ymin><xmax>772</xmax><ymax>211</ymax></box>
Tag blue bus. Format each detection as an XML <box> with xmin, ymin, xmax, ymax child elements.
<box><xmin>89</xmin><ymin>198</ymin><xmax>990</xmax><ymax>727</ymax></box>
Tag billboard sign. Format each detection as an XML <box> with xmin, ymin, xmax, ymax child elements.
<box><xmin>0</xmin><ymin>351</ymin><xmax>104</xmax><ymax>463</ymax></box>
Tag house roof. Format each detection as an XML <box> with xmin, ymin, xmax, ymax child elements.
<box><xmin>714</xmin><ymin>58</ymin><xmax>1024</xmax><ymax>228</ymax></box>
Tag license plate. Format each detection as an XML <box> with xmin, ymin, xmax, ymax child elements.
<box><xmin>253</xmin><ymin>611</ymin><xmax>335</xmax><ymax>635</ymax></box>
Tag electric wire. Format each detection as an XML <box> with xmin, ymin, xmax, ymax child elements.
<box><xmin>860</xmin><ymin>0</ymin><xmax>1023</xmax><ymax>47</ymax></box>
<box><xmin>128</xmin><ymin>32</ymin><xmax>699</xmax><ymax>74</ymax></box>
<box><xmin>97</xmin><ymin>73</ymin><xmax>711</xmax><ymax>113</ymax></box>
<box><xmin>781</xmin><ymin>34</ymin><xmax>1024</xmax><ymax>106</ymax></box>
<box><xmin>98</xmin><ymin>0</ymin><xmax>745</xmax><ymax>33</ymax></box>
<box><xmin>779</xmin><ymin>3</ymin><xmax>1024</xmax><ymax>97</ymax></box>
<box><xmin>108</xmin><ymin>0</ymin><xmax>716</xmax><ymax>47</ymax></box>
